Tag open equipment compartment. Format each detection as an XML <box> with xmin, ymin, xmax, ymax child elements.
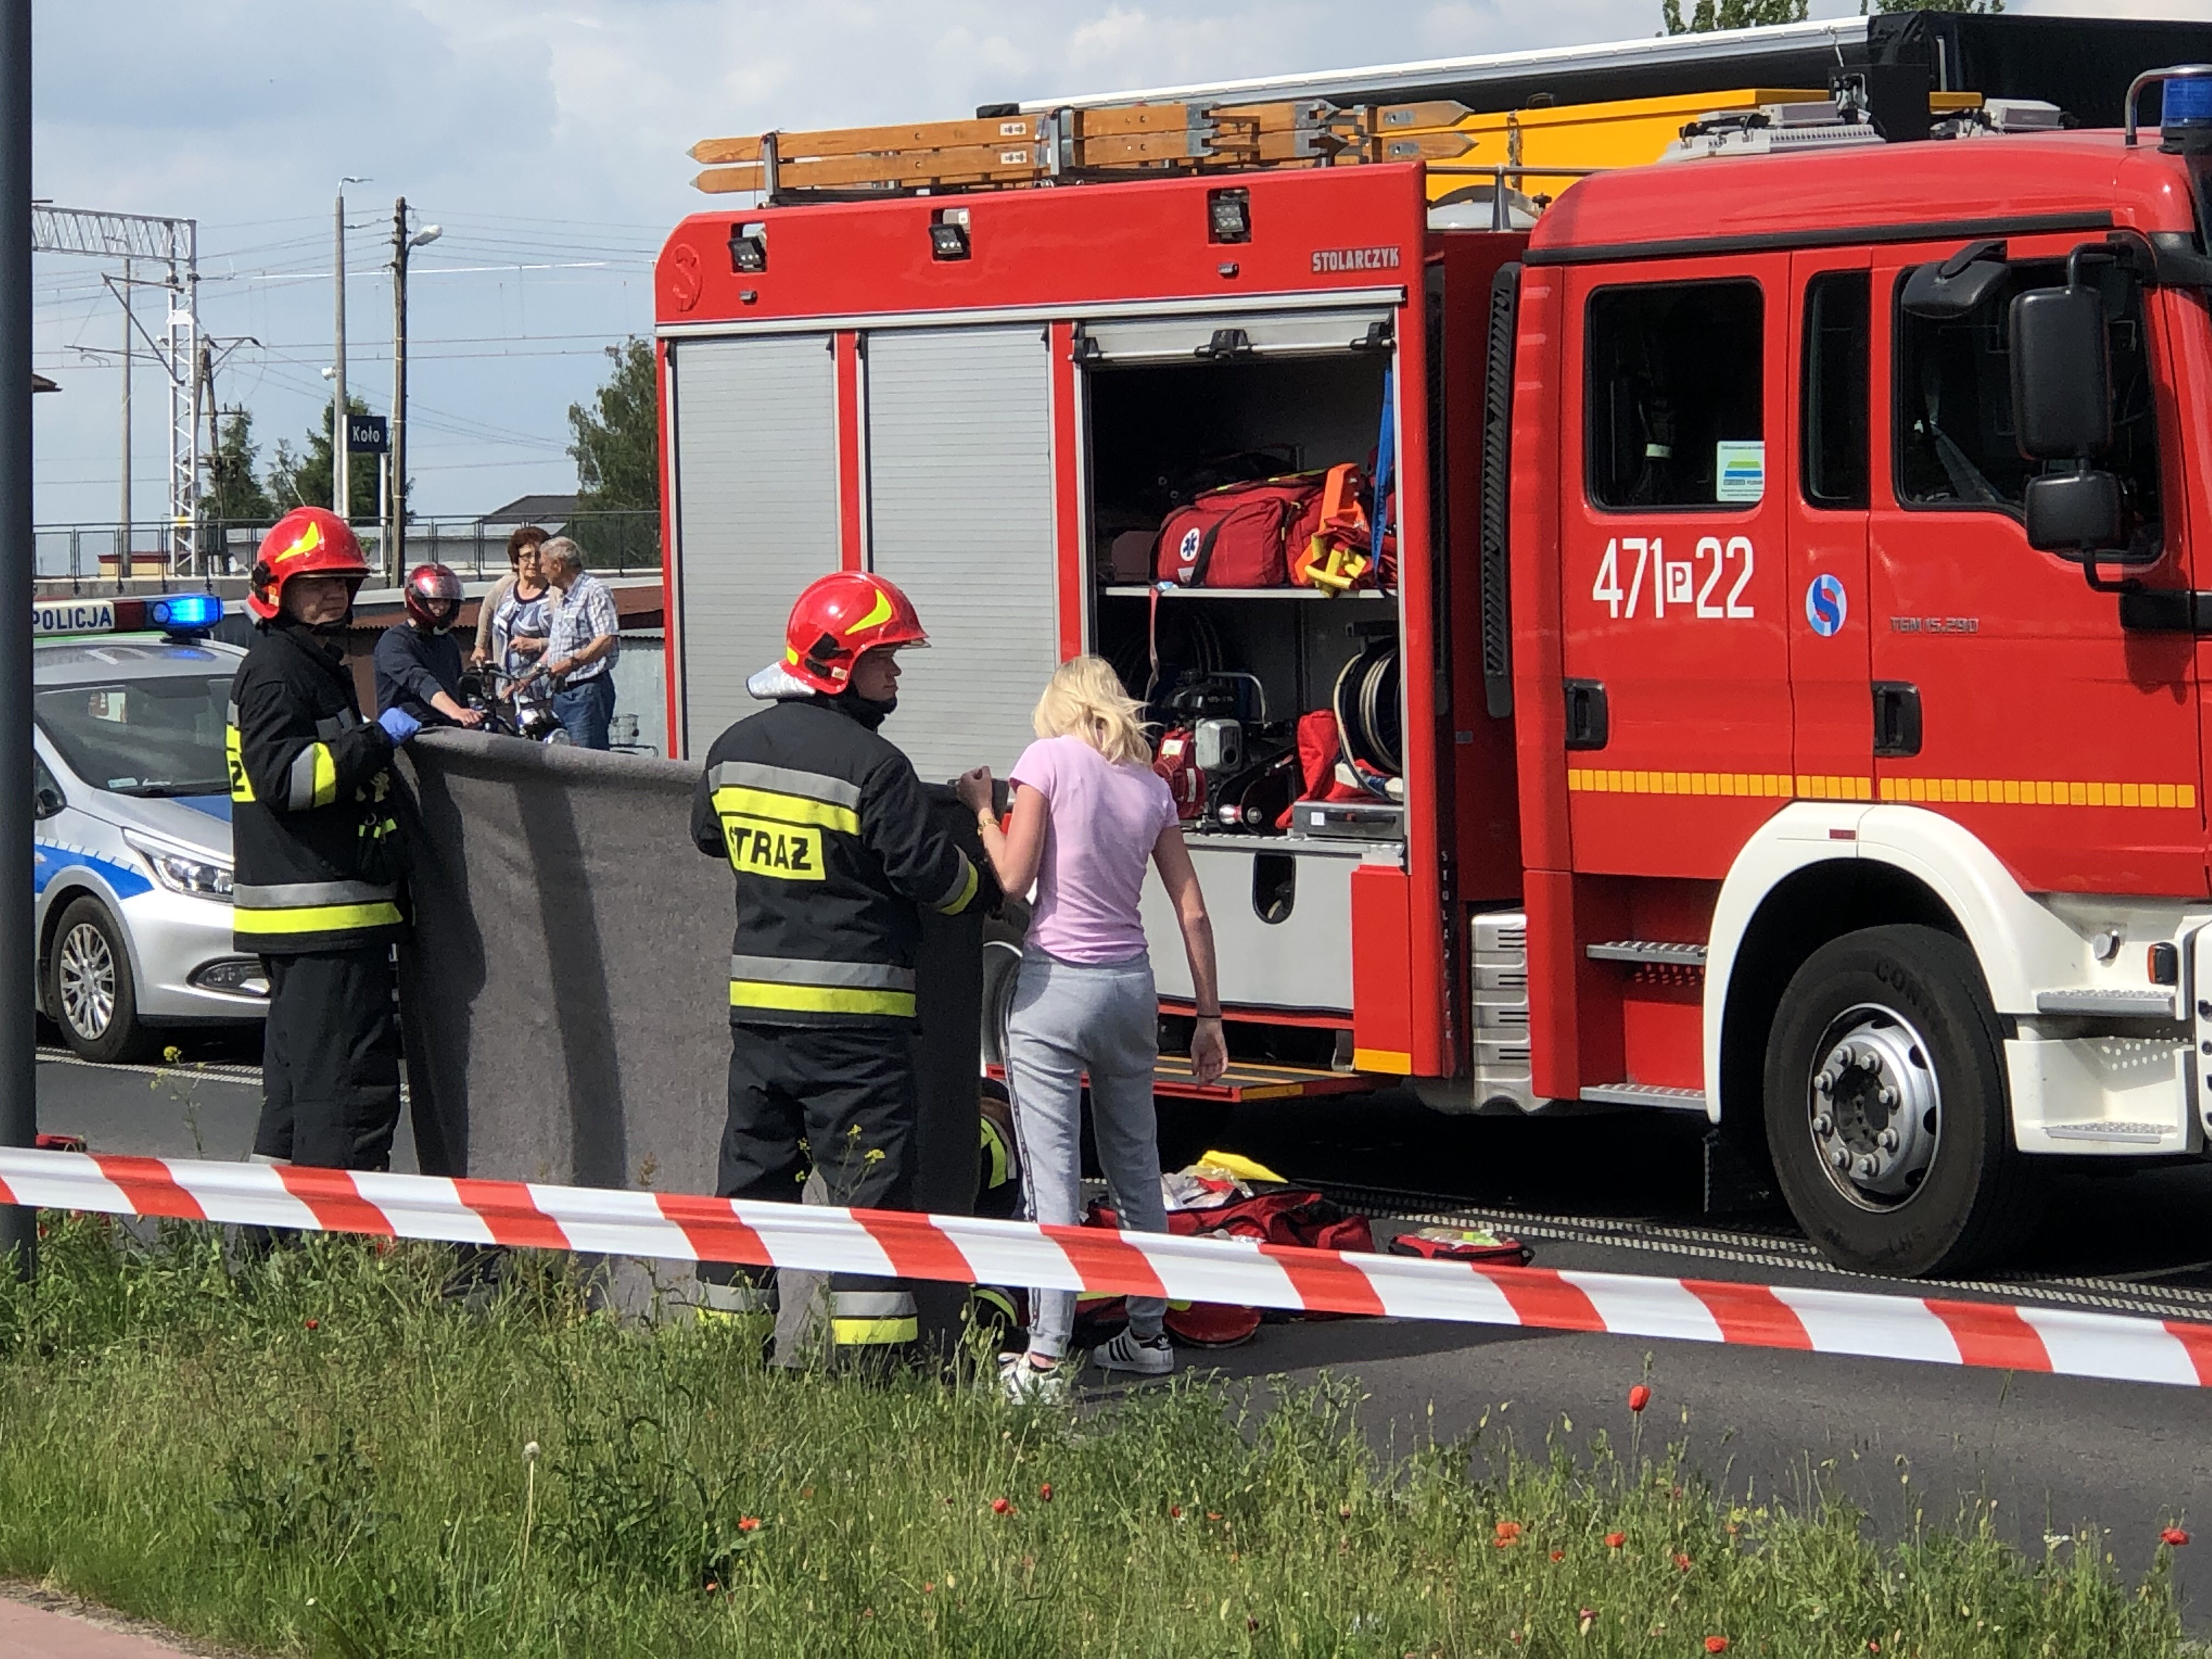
<box><xmin>1075</xmin><ymin>308</ymin><xmax>1408</xmax><ymax>1021</ymax></box>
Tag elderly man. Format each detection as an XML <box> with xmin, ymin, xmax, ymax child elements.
<box><xmin>536</xmin><ymin>535</ymin><xmax>620</xmax><ymax>749</ymax></box>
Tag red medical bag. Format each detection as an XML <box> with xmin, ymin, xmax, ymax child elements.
<box><xmin>1154</xmin><ymin>476</ymin><xmax>1323</xmax><ymax>589</ymax></box>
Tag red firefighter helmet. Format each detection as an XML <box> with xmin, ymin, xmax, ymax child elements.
<box><xmin>402</xmin><ymin>562</ymin><xmax>465</xmax><ymax>631</ymax></box>
<box><xmin>246</xmin><ymin>507</ymin><xmax>370</xmax><ymax>621</ymax></box>
<box><xmin>778</xmin><ymin>571</ymin><xmax>928</xmax><ymax>694</ymax></box>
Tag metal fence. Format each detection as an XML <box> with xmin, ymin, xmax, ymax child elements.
<box><xmin>32</xmin><ymin>511</ymin><xmax>662</xmax><ymax>589</ymax></box>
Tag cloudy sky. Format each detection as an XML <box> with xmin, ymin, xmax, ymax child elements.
<box><xmin>25</xmin><ymin>0</ymin><xmax>2209</xmax><ymax>537</ymax></box>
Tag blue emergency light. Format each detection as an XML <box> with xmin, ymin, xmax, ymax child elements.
<box><xmin>147</xmin><ymin>592</ymin><xmax>223</xmax><ymax>635</ymax></box>
<box><xmin>2164</xmin><ymin>75</ymin><xmax>2212</xmax><ymax>138</ymax></box>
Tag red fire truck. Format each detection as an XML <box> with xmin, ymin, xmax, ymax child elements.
<box><xmin>652</xmin><ymin>39</ymin><xmax>2212</xmax><ymax>1277</ymax></box>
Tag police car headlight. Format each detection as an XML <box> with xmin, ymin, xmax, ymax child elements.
<box><xmin>121</xmin><ymin>830</ymin><xmax>233</xmax><ymax>901</ymax></box>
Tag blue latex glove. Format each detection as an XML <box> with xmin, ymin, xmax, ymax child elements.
<box><xmin>376</xmin><ymin>706</ymin><xmax>421</xmax><ymax>746</ymax></box>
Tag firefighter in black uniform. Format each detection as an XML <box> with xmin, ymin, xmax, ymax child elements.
<box><xmin>227</xmin><ymin>507</ymin><xmax>420</xmax><ymax>1170</ymax></box>
<box><xmin>690</xmin><ymin>571</ymin><xmax>990</xmax><ymax>1357</ymax></box>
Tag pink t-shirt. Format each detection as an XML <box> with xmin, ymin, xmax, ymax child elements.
<box><xmin>1011</xmin><ymin>734</ymin><xmax>1178</xmax><ymax>964</ymax></box>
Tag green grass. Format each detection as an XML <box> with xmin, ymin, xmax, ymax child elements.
<box><xmin>0</xmin><ymin>1214</ymin><xmax>2190</xmax><ymax>1658</ymax></box>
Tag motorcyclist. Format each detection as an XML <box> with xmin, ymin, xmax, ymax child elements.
<box><xmin>374</xmin><ymin>562</ymin><xmax>484</xmax><ymax>730</ymax></box>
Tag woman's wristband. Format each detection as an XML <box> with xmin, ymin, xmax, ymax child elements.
<box><xmin>1193</xmin><ymin>1008</ymin><xmax>1223</xmax><ymax>1021</ymax></box>
<box><xmin>975</xmin><ymin>811</ymin><xmax>997</xmax><ymax>832</ymax></box>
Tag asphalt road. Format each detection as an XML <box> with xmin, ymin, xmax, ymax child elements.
<box><xmin>31</xmin><ymin>1046</ymin><xmax>2212</xmax><ymax>1623</ymax></box>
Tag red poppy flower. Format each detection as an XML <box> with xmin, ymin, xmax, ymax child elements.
<box><xmin>1494</xmin><ymin>1520</ymin><xmax>1523</xmax><ymax>1547</ymax></box>
<box><xmin>2164</xmin><ymin>1527</ymin><xmax>2191</xmax><ymax>1547</ymax></box>
<box><xmin>1170</xmin><ymin>1504</ymin><xmax>1183</xmax><ymax>1519</ymax></box>
<box><xmin>1674</xmin><ymin>1553</ymin><xmax>1693</xmax><ymax>1571</ymax></box>
<box><xmin>1037</xmin><ymin>1483</ymin><xmax>1052</xmax><ymax>1502</ymax></box>
<box><xmin>1628</xmin><ymin>1384</ymin><xmax>1651</xmax><ymax>1412</ymax></box>
<box><xmin>922</xmin><ymin>1582</ymin><xmax>934</xmax><ymax>1594</ymax></box>
<box><xmin>304</xmin><ymin>1318</ymin><xmax>319</xmax><ymax>1331</ymax></box>
<box><xmin>1706</xmin><ymin>1638</ymin><xmax>1731</xmax><ymax>1654</ymax></box>
<box><xmin>991</xmin><ymin>1498</ymin><xmax>1013</xmax><ymax>1515</ymax></box>
<box><xmin>1605</xmin><ymin>1531</ymin><xmax>1627</xmax><ymax>1549</ymax></box>
<box><xmin>1550</xmin><ymin>1549</ymin><xmax>1565</xmax><ymax>1561</ymax></box>
<box><xmin>737</xmin><ymin>1516</ymin><xmax>760</xmax><ymax>1532</ymax></box>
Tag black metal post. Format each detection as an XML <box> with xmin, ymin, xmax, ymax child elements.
<box><xmin>0</xmin><ymin>0</ymin><xmax>35</xmax><ymax>1279</ymax></box>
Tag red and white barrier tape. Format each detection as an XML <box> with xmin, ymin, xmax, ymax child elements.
<box><xmin>3</xmin><ymin>1146</ymin><xmax>2209</xmax><ymax>1389</ymax></box>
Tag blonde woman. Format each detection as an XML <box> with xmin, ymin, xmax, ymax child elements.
<box><xmin>956</xmin><ymin>656</ymin><xmax>1227</xmax><ymax>1402</ymax></box>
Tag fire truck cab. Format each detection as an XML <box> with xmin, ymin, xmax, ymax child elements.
<box><xmin>654</xmin><ymin>59</ymin><xmax>2212</xmax><ymax>1276</ymax></box>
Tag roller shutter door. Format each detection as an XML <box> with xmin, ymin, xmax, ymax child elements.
<box><xmin>864</xmin><ymin>326</ymin><xmax>1057</xmax><ymax>785</ymax></box>
<box><xmin>1077</xmin><ymin>307</ymin><xmax>1393</xmax><ymax>364</ymax></box>
<box><xmin>667</xmin><ymin>333</ymin><xmax>839</xmax><ymax>757</ymax></box>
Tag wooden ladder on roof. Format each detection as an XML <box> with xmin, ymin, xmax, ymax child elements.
<box><xmin>690</xmin><ymin>98</ymin><xmax>1481</xmax><ymax>196</ymax></box>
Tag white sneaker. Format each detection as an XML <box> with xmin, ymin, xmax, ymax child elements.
<box><xmin>1094</xmin><ymin>1329</ymin><xmax>1175</xmax><ymax>1376</ymax></box>
<box><xmin>998</xmin><ymin>1351</ymin><xmax>1068</xmax><ymax>1403</ymax></box>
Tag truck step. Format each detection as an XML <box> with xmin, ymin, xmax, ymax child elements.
<box><xmin>2033</xmin><ymin>988</ymin><xmax>2177</xmax><ymax>1019</ymax></box>
<box><xmin>1579</xmin><ymin>1081</ymin><xmax>1709</xmax><ymax>1111</ymax></box>
<box><xmin>1586</xmin><ymin>939</ymin><xmax>1708</xmax><ymax>965</ymax></box>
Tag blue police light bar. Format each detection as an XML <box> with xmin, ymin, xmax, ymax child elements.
<box><xmin>146</xmin><ymin>592</ymin><xmax>223</xmax><ymax>634</ymax></box>
<box><xmin>2165</xmin><ymin>75</ymin><xmax>2212</xmax><ymax>135</ymax></box>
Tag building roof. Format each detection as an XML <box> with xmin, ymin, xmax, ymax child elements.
<box><xmin>479</xmin><ymin>493</ymin><xmax>576</xmax><ymax>524</ymax></box>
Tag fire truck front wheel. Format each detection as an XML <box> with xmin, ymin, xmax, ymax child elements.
<box><xmin>1763</xmin><ymin>923</ymin><xmax>2039</xmax><ymax>1278</ymax></box>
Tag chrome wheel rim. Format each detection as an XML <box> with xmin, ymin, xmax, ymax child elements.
<box><xmin>57</xmin><ymin>921</ymin><xmax>116</xmax><ymax>1040</ymax></box>
<box><xmin>1806</xmin><ymin>1002</ymin><xmax>1941</xmax><ymax>1211</ymax></box>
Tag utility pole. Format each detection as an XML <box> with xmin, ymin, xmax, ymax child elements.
<box><xmin>1</xmin><ymin>0</ymin><xmax>40</xmax><ymax>1277</ymax></box>
<box><xmin>117</xmin><ymin>257</ymin><xmax>129</xmax><ymax>571</ymax></box>
<box><xmin>390</xmin><ymin>198</ymin><xmax>439</xmax><ymax>585</ymax></box>
<box><xmin>332</xmin><ymin>189</ymin><xmax>347</xmax><ymax>520</ymax></box>
<box><xmin>388</xmin><ymin>199</ymin><xmax>405</xmax><ymax>582</ymax></box>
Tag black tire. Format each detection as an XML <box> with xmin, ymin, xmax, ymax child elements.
<box><xmin>46</xmin><ymin>895</ymin><xmax>155</xmax><ymax>1064</ymax></box>
<box><xmin>1763</xmin><ymin>923</ymin><xmax>2040</xmax><ymax>1277</ymax></box>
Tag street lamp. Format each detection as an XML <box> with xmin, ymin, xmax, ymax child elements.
<box><xmin>388</xmin><ymin>206</ymin><xmax>439</xmax><ymax>583</ymax></box>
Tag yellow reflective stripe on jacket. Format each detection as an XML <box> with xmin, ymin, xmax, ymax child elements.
<box><xmin>225</xmin><ymin>725</ymin><xmax>255</xmax><ymax>803</ymax></box>
<box><xmin>931</xmin><ymin>852</ymin><xmax>980</xmax><ymax>916</ymax></box>
<box><xmin>233</xmin><ymin>900</ymin><xmax>404</xmax><ymax>936</ymax></box>
<box><xmin>831</xmin><ymin>1316</ymin><xmax>918</xmax><ymax>1346</ymax></box>
<box><xmin>729</xmin><ymin>978</ymin><xmax>916</xmax><ymax>1017</ymax></box>
<box><xmin>711</xmin><ymin>785</ymin><xmax>861</xmax><ymax>836</ymax></box>
<box><xmin>284</xmin><ymin>742</ymin><xmax>338</xmax><ymax>811</ymax></box>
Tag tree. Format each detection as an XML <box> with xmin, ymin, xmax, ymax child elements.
<box><xmin>1662</xmin><ymin>0</ymin><xmax>1808</xmax><ymax>32</ymax></box>
<box><xmin>568</xmin><ymin>337</ymin><xmax>659</xmax><ymax>512</ymax></box>
<box><xmin>1666</xmin><ymin>0</ymin><xmax>1997</xmax><ymax>20</ymax></box>
<box><xmin>266</xmin><ymin>396</ymin><xmax>379</xmax><ymax>522</ymax></box>
<box><xmin>202</xmin><ymin>409</ymin><xmax>274</xmax><ymax>527</ymax></box>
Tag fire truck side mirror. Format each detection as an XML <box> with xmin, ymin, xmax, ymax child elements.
<box><xmin>2013</xmin><ymin>278</ymin><xmax>2132</xmax><ymax>563</ymax></box>
<box><xmin>2023</xmin><ymin>471</ymin><xmax>2123</xmax><ymax>557</ymax></box>
<box><xmin>2011</xmin><ymin>285</ymin><xmax>2112</xmax><ymax>461</ymax></box>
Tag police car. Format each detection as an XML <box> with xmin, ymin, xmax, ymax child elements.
<box><xmin>32</xmin><ymin>592</ymin><xmax>264</xmax><ymax>1061</ymax></box>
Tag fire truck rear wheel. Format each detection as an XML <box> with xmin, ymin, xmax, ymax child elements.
<box><xmin>1763</xmin><ymin>923</ymin><xmax>2038</xmax><ymax>1278</ymax></box>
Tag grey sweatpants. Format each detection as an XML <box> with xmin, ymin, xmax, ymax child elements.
<box><xmin>1003</xmin><ymin>950</ymin><xmax>1169</xmax><ymax>1360</ymax></box>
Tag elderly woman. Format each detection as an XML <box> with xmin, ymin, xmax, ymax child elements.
<box><xmin>956</xmin><ymin>656</ymin><xmax>1226</xmax><ymax>1402</ymax></box>
<box><xmin>470</xmin><ymin>524</ymin><xmax>548</xmax><ymax>667</ymax></box>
